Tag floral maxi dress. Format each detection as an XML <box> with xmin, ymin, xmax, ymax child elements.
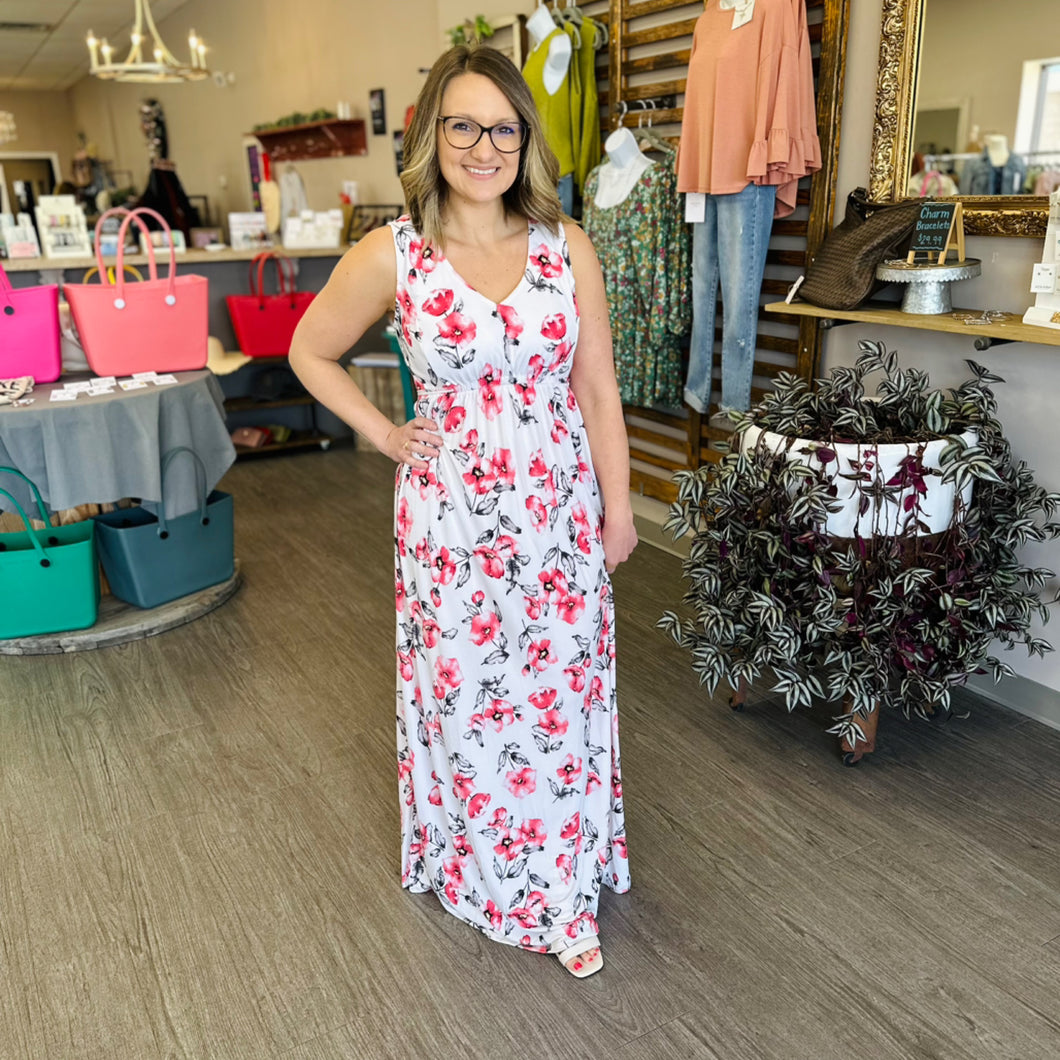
<box><xmin>390</xmin><ymin>216</ymin><xmax>630</xmax><ymax>952</ymax></box>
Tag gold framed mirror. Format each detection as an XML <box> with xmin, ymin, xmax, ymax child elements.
<box><xmin>869</xmin><ymin>0</ymin><xmax>1054</xmax><ymax>237</ymax></box>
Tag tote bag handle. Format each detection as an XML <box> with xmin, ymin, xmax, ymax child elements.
<box><xmin>88</xmin><ymin>207</ymin><xmax>161</xmax><ymax>285</ymax></box>
<box><xmin>0</xmin><ymin>466</ymin><xmax>54</xmax><ymax>528</ymax></box>
<box><xmin>251</xmin><ymin>251</ymin><xmax>297</xmax><ymax>307</ymax></box>
<box><xmin>0</xmin><ymin>488</ymin><xmax>55</xmax><ymax>566</ymax></box>
<box><xmin>114</xmin><ymin>208</ymin><xmax>179</xmax><ymax>307</ymax></box>
<box><xmin>157</xmin><ymin>446</ymin><xmax>210</xmax><ymax>536</ymax></box>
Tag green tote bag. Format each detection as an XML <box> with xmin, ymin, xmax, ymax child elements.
<box><xmin>93</xmin><ymin>446</ymin><xmax>234</xmax><ymax>610</ymax></box>
<box><xmin>0</xmin><ymin>469</ymin><xmax>100</xmax><ymax>640</ymax></box>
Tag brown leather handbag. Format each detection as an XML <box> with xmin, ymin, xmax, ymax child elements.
<box><xmin>799</xmin><ymin>188</ymin><xmax>923</xmax><ymax>311</ymax></box>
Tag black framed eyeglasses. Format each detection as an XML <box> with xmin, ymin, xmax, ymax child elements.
<box><xmin>438</xmin><ymin>116</ymin><xmax>527</xmax><ymax>153</ymax></box>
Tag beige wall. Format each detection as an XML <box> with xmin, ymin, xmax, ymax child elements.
<box><xmin>0</xmin><ymin>90</ymin><xmax>78</xmax><ymax>179</ymax></box>
<box><xmin>917</xmin><ymin>0</ymin><xmax>1056</xmax><ymax>146</ymax></box>
<box><xmin>69</xmin><ymin>0</ymin><xmax>445</xmax><ymax>221</ymax></box>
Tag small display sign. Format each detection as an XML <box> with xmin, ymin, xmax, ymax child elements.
<box><xmin>908</xmin><ymin>201</ymin><xmax>964</xmax><ymax>265</ymax></box>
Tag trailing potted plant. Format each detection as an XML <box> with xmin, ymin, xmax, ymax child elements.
<box><xmin>659</xmin><ymin>341</ymin><xmax>1060</xmax><ymax>764</ymax></box>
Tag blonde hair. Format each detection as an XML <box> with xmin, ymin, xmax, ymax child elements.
<box><xmin>400</xmin><ymin>44</ymin><xmax>562</xmax><ymax>248</ymax></box>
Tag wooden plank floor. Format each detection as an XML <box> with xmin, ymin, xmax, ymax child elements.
<box><xmin>2</xmin><ymin>446</ymin><xmax>1059</xmax><ymax>1060</ymax></box>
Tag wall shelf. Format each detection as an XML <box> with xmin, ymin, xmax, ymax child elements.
<box><xmin>249</xmin><ymin>119</ymin><xmax>367</xmax><ymax>162</ymax></box>
<box><xmin>764</xmin><ymin>300</ymin><xmax>1060</xmax><ymax>352</ymax></box>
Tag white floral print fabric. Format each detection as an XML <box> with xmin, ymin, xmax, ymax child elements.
<box><xmin>389</xmin><ymin>216</ymin><xmax>630</xmax><ymax>952</ymax></box>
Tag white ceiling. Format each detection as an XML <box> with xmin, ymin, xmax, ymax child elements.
<box><xmin>0</xmin><ymin>0</ymin><xmax>192</xmax><ymax>91</ymax></box>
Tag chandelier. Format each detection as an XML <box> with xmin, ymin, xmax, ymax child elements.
<box><xmin>0</xmin><ymin>112</ymin><xmax>16</xmax><ymax>146</ymax></box>
<box><xmin>86</xmin><ymin>0</ymin><xmax>209</xmax><ymax>83</ymax></box>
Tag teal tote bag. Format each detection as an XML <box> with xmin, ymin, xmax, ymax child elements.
<box><xmin>93</xmin><ymin>446</ymin><xmax>234</xmax><ymax>609</ymax></box>
<box><xmin>0</xmin><ymin>469</ymin><xmax>100</xmax><ymax>639</ymax></box>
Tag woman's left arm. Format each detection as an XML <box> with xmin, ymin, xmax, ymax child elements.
<box><xmin>566</xmin><ymin>223</ymin><xmax>638</xmax><ymax>573</ymax></box>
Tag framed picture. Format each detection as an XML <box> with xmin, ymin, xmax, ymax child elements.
<box><xmin>369</xmin><ymin>88</ymin><xmax>386</xmax><ymax>135</ymax></box>
<box><xmin>139</xmin><ymin>228</ymin><xmax>186</xmax><ymax>255</ymax></box>
<box><xmin>190</xmin><ymin>226</ymin><xmax>224</xmax><ymax>249</ymax></box>
<box><xmin>228</xmin><ymin>211</ymin><xmax>272</xmax><ymax>251</ymax></box>
<box><xmin>393</xmin><ymin>130</ymin><xmax>405</xmax><ymax>176</ymax></box>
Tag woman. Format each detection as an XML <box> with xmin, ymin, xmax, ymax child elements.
<box><xmin>289</xmin><ymin>44</ymin><xmax>636</xmax><ymax>979</ymax></box>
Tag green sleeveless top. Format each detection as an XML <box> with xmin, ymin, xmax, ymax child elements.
<box><xmin>523</xmin><ymin>26</ymin><xmax>579</xmax><ymax>179</ymax></box>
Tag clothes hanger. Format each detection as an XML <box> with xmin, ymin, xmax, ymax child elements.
<box><xmin>632</xmin><ymin>102</ymin><xmax>674</xmax><ymax>154</ymax></box>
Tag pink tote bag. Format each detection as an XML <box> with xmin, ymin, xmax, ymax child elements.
<box><xmin>66</xmin><ymin>207</ymin><xmax>208</xmax><ymax>377</ymax></box>
<box><xmin>0</xmin><ymin>261</ymin><xmax>62</xmax><ymax>383</ymax></box>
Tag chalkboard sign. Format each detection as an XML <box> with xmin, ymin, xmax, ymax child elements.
<box><xmin>908</xmin><ymin>201</ymin><xmax>965</xmax><ymax>265</ymax></box>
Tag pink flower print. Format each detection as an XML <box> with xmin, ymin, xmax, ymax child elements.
<box><xmin>525</xmin><ymin>496</ymin><xmax>549</xmax><ymax>531</ymax></box>
<box><xmin>539</xmin><ymin>708</ymin><xmax>568</xmax><ymax>737</ymax></box>
<box><xmin>432</xmin><ymin>657</ymin><xmax>463</xmax><ymax>700</ymax></box>
<box><xmin>444</xmin><ymin>882</ymin><xmax>459</xmax><ymax>906</ymax></box>
<box><xmin>511</xmin><ymin>906</ymin><xmax>538</xmax><ymax>929</ymax></box>
<box><xmin>613</xmin><ymin>836</ymin><xmax>628</xmax><ymax>859</ymax></box>
<box><xmin>586</xmin><ymin>771</ymin><xmax>602</xmax><ymax>794</ymax></box>
<box><xmin>588</xmin><ymin>674</ymin><xmax>605</xmax><ymax>707</ymax></box>
<box><xmin>430</xmin><ymin>587</ymin><xmax>442</xmax><ymax>608</ymax></box>
<box><xmin>611</xmin><ymin>771</ymin><xmax>622</xmax><ymax>799</ymax></box>
<box><xmin>524</xmin><ymin>595</ymin><xmax>542</xmax><ymax>620</ymax></box>
<box><xmin>528</xmin><ymin>354</ymin><xmax>545</xmax><ymax>382</ymax></box>
<box><xmin>558</xmin><ymin>593</ymin><xmax>586</xmax><ymax>625</ymax></box>
<box><xmin>489</xmin><ymin>807</ymin><xmax>509</xmax><ymax>828</ymax></box>
<box><xmin>471</xmin><ymin>590</ymin><xmax>485</xmax><ymax>605</ymax></box>
<box><xmin>531</xmin><ymin>243</ymin><xmax>563</xmax><ymax>278</ymax></box>
<box><xmin>541</xmin><ymin>313</ymin><xmax>567</xmax><ymax>341</ymax></box>
<box><xmin>443</xmin><ymin>405</ymin><xmax>466</xmax><ymax>433</ymax></box>
<box><xmin>460</xmin><ymin>428</ymin><xmax>479</xmax><ymax>454</ymax></box>
<box><xmin>529</xmin><ymin>450</ymin><xmax>549</xmax><ymax>477</ymax></box>
<box><xmin>527</xmin><ymin>639</ymin><xmax>557</xmax><ymax>673</ymax></box>
<box><xmin>494</xmin><ymin>827</ymin><xmax>525</xmax><ymax>861</ymax></box>
<box><xmin>567</xmin><ymin>388</ymin><xmax>578</xmax><ymax>411</ymax></box>
<box><xmin>454</xmin><ymin>834</ymin><xmax>473</xmax><ymax>858</ymax></box>
<box><xmin>526</xmin><ymin>889</ymin><xmax>547</xmax><ymax>915</ymax></box>
<box><xmin>422</xmin><ymin>288</ymin><xmax>455</xmax><ymax>316</ymax></box>
<box><xmin>430</xmin><ymin>545</ymin><xmax>456</xmax><ymax>586</ymax></box>
<box><xmin>514</xmin><ymin>379</ymin><xmax>536</xmax><ymax>407</ymax></box>
<box><xmin>473</xmin><ymin>546</ymin><xmax>505</xmax><ymax>579</ymax></box>
<box><xmin>421</xmin><ymin>616</ymin><xmax>442</xmax><ymax>648</ymax></box>
<box><xmin>468</xmin><ymin>792</ymin><xmax>491</xmax><ymax>819</ymax></box>
<box><xmin>576</xmin><ymin>456</ymin><xmax>592</xmax><ymax>484</ymax></box>
<box><xmin>521</xmin><ymin>820</ymin><xmax>547</xmax><ymax>849</ymax></box>
<box><xmin>396</xmin><ymin>499</ymin><xmax>413</xmax><ymax>555</ymax></box>
<box><xmin>551</xmin><ymin>418</ymin><xmax>569</xmax><ymax>444</ymax></box>
<box><xmin>497</xmin><ymin>303</ymin><xmax>524</xmax><ymax>340</ymax></box>
<box><xmin>478</xmin><ymin>366</ymin><xmax>503</xmax><ymax>420</ymax></box>
<box><xmin>549</xmin><ymin>341</ymin><xmax>572</xmax><ymax>372</ymax></box>
<box><xmin>505</xmin><ymin>768</ymin><xmax>537</xmax><ymax>798</ymax></box>
<box><xmin>452</xmin><ymin>773</ymin><xmax>475</xmax><ymax>800</ymax></box>
<box><xmin>442</xmin><ymin>856</ymin><xmax>465</xmax><ymax>884</ymax></box>
<box><xmin>414</xmin><ymin>538</ymin><xmax>430</xmax><ymax>565</ymax></box>
<box><xmin>576</xmin><ymin>530</ymin><xmax>592</xmax><ymax>556</ymax></box>
<box><xmin>561</xmin><ymin>812</ymin><xmax>580</xmax><ymax>840</ymax></box>
<box><xmin>556</xmin><ymin>853</ymin><xmax>573</xmax><ymax>883</ymax></box>
<box><xmin>409</xmin><ymin>238</ymin><xmax>441</xmax><ymax>274</ymax></box>
<box><xmin>463</xmin><ymin>460</ymin><xmax>497</xmax><ymax>496</ymax></box>
<box><xmin>542</xmin><ymin>471</ymin><xmax>557</xmax><ymax>508</ymax></box>
<box><xmin>398</xmin><ymin>650</ymin><xmax>414</xmax><ymax>682</ymax></box>
<box><xmin>397</xmin><ymin>753</ymin><xmax>414</xmax><ymax>782</ymax></box>
<box><xmin>485</xmin><ymin>900</ymin><xmax>503</xmax><ymax>930</ymax></box>
<box><xmin>438</xmin><ymin>311</ymin><xmax>476</xmax><ymax>346</ymax></box>
<box><xmin>395</xmin><ymin>572</ymin><xmax>406</xmax><ymax>612</ymax></box>
<box><xmin>538</xmin><ymin>568</ymin><xmax>568</xmax><ymax>603</ymax></box>
<box><xmin>564</xmin><ymin>664</ymin><xmax>587</xmax><ymax>692</ymax></box>
<box><xmin>485</xmin><ymin>698</ymin><xmax>516</xmax><ymax>732</ymax></box>
<box><xmin>528</xmin><ymin>687</ymin><xmax>557</xmax><ymax>711</ymax></box>
<box><xmin>495</xmin><ymin>535</ymin><xmax>517</xmax><ymax>557</ymax></box>
<box><xmin>470</xmin><ymin>611</ymin><xmax>500</xmax><ymax>646</ymax></box>
<box><xmin>491</xmin><ymin>449</ymin><xmax>515</xmax><ymax>486</ymax></box>
<box><xmin>428</xmin><ymin>785</ymin><xmax>443</xmax><ymax>806</ymax></box>
<box><xmin>557</xmin><ymin>754</ymin><xmax>583</xmax><ymax>785</ymax></box>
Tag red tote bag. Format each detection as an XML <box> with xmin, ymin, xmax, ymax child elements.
<box><xmin>225</xmin><ymin>251</ymin><xmax>315</xmax><ymax>358</ymax></box>
<box><xmin>0</xmin><ymin>260</ymin><xmax>61</xmax><ymax>383</ymax></box>
<box><xmin>66</xmin><ymin>207</ymin><xmax>208</xmax><ymax>377</ymax></box>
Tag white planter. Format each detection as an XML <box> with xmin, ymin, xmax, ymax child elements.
<box><xmin>741</xmin><ymin>425</ymin><xmax>976</xmax><ymax>538</ymax></box>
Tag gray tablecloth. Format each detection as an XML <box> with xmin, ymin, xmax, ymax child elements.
<box><xmin>0</xmin><ymin>370</ymin><xmax>236</xmax><ymax>519</ymax></box>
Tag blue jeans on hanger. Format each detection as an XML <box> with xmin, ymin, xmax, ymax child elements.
<box><xmin>557</xmin><ymin>174</ymin><xmax>574</xmax><ymax>216</ymax></box>
<box><xmin>684</xmin><ymin>182</ymin><xmax>777</xmax><ymax>414</ymax></box>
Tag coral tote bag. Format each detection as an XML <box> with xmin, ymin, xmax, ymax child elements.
<box><xmin>66</xmin><ymin>207</ymin><xmax>209</xmax><ymax>376</ymax></box>
<box><xmin>225</xmin><ymin>251</ymin><xmax>315</xmax><ymax>358</ymax></box>
<box><xmin>0</xmin><ymin>261</ymin><xmax>61</xmax><ymax>383</ymax></box>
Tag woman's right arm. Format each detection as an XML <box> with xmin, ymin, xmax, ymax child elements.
<box><xmin>288</xmin><ymin>226</ymin><xmax>441</xmax><ymax>467</ymax></box>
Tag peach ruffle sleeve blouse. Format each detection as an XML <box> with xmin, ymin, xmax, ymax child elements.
<box><xmin>676</xmin><ymin>0</ymin><xmax>822</xmax><ymax>218</ymax></box>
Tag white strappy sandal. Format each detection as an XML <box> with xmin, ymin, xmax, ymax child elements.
<box><xmin>550</xmin><ymin>934</ymin><xmax>604</xmax><ymax>978</ymax></box>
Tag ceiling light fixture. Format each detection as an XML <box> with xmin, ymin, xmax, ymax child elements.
<box><xmin>86</xmin><ymin>0</ymin><xmax>209</xmax><ymax>83</ymax></box>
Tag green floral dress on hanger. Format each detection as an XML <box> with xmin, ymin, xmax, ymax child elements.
<box><xmin>583</xmin><ymin>158</ymin><xmax>691</xmax><ymax>408</ymax></box>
